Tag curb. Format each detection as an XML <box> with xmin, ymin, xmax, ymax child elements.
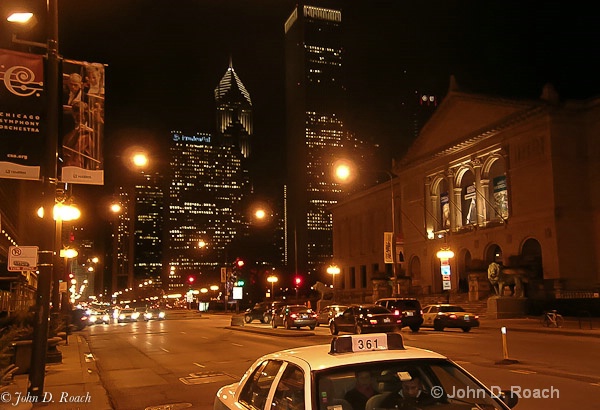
<box><xmin>478</xmin><ymin>324</ymin><xmax>600</xmax><ymax>338</ymax></box>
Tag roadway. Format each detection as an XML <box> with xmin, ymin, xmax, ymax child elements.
<box><xmin>86</xmin><ymin>311</ymin><xmax>600</xmax><ymax>410</ymax></box>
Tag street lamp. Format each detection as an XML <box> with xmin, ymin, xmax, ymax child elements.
<box><xmin>333</xmin><ymin>160</ymin><xmax>397</xmax><ymax>281</ymax></box>
<box><xmin>267</xmin><ymin>275</ymin><xmax>278</xmax><ymax>299</ymax></box>
<box><xmin>8</xmin><ymin>0</ymin><xmax>62</xmax><ymax>397</ymax></box>
<box><xmin>436</xmin><ymin>246</ymin><xmax>455</xmax><ymax>303</ymax></box>
<box><xmin>327</xmin><ymin>265</ymin><xmax>340</xmax><ymax>293</ymax></box>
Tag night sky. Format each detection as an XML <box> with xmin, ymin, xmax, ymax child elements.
<box><xmin>43</xmin><ymin>0</ymin><xmax>600</xmax><ymax>236</ymax></box>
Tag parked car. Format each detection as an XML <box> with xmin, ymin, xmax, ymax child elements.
<box><xmin>330</xmin><ymin>304</ymin><xmax>402</xmax><ymax>335</ymax></box>
<box><xmin>375</xmin><ymin>297</ymin><xmax>424</xmax><ymax>332</ymax></box>
<box><xmin>143</xmin><ymin>308</ymin><xmax>166</xmax><ymax>321</ymax></box>
<box><xmin>70</xmin><ymin>308</ymin><xmax>89</xmax><ymax>330</ymax></box>
<box><xmin>117</xmin><ymin>308</ymin><xmax>140</xmax><ymax>323</ymax></box>
<box><xmin>316</xmin><ymin>304</ymin><xmax>348</xmax><ymax>326</ymax></box>
<box><xmin>214</xmin><ymin>332</ymin><xmax>519</xmax><ymax>410</ymax></box>
<box><xmin>244</xmin><ymin>302</ymin><xmax>271</xmax><ymax>324</ymax></box>
<box><xmin>271</xmin><ymin>304</ymin><xmax>317</xmax><ymax>330</ymax></box>
<box><xmin>422</xmin><ymin>304</ymin><xmax>480</xmax><ymax>332</ymax></box>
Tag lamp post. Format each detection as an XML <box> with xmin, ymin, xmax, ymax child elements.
<box><xmin>8</xmin><ymin>0</ymin><xmax>61</xmax><ymax>399</ymax></box>
<box><xmin>267</xmin><ymin>275</ymin><xmax>278</xmax><ymax>299</ymax></box>
<box><xmin>436</xmin><ymin>247</ymin><xmax>455</xmax><ymax>303</ymax></box>
<box><xmin>333</xmin><ymin>160</ymin><xmax>397</xmax><ymax>281</ymax></box>
<box><xmin>327</xmin><ymin>265</ymin><xmax>340</xmax><ymax>301</ymax></box>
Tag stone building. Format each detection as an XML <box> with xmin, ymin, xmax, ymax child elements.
<box><xmin>331</xmin><ymin>79</ymin><xmax>600</xmax><ymax>313</ymax></box>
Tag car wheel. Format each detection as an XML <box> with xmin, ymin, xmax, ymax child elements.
<box><xmin>244</xmin><ymin>315</ymin><xmax>252</xmax><ymax>324</ymax></box>
<box><xmin>309</xmin><ymin>325</ymin><xmax>315</xmax><ymax>330</ymax></box>
<box><xmin>330</xmin><ymin>322</ymin><xmax>339</xmax><ymax>335</ymax></box>
<box><xmin>462</xmin><ymin>327</ymin><xmax>471</xmax><ymax>332</ymax></box>
<box><xmin>262</xmin><ymin>315</ymin><xmax>270</xmax><ymax>324</ymax></box>
<box><xmin>433</xmin><ymin>323</ymin><xmax>444</xmax><ymax>331</ymax></box>
<box><xmin>410</xmin><ymin>325</ymin><xmax>421</xmax><ymax>332</ymax></box>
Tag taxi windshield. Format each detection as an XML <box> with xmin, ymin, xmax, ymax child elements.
<box><xmin>315</xmin><ymin>359</ymin><xmax>505</xmax><ymax>410</ymax></box>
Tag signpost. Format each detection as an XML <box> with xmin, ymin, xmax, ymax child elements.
<box><xmin>8</xmin><ymin>246</ymin><xmax>38</xmax><ymax>271</ymax></box>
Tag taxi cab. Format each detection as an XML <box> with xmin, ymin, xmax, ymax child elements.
<box><xmin>213</xmin><ymin>333</ymin><xmax>518</xmax><ymax>410</ymax></box>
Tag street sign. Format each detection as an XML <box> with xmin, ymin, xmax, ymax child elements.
<box><xmin>8</xmin><ymin>246</ymin><xmax>38</xmax><ymax>271</ymax></box>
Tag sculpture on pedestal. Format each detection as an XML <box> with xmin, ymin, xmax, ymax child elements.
<box><xmin>488</xmin><ymin>262</ymin><xmax>527</xmax><ymax>298</ymax></box>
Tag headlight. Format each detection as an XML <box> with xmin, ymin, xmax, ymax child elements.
<box><xmin>145</xmin><ymin>312</ymin><xmax>152</xmax><ymax>319</ymax></box>
<box><xmin>119</xmin><ymin>314</ymin><xmax>125</xmax><ymax>319</ymax></box>
<box><xmin>158</xmin><ymin>312</ymin><xmax>165</xmax><ymax>319</ymax></box>
<box><xmin>102</xmin><ymin>315</ymin><xmax>110</xmax><ymax>322</ymax></box>
<box><xmin>132</xmin><ymin>312</ymin><xmax>140</xmax><ymax>319</ymax></box>
<box><xmin>89</xmin><ymin>315</ymin><xmax>97</xmax><ymax>323</ymax></box>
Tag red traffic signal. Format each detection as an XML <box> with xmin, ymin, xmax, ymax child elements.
<box><xmin>235</xmin><ymin>259</ymin><xmax>245</xmax><ymax>268</ymax></box>
<box><xmin>294</xmin><ymin>276</ymin><xmax>302</xmax><ymax>286</ymax></box>
<box><xmin>188</xmin><ymin>276</ymin><xmax>195</xmax><ymax>284</ymax></box>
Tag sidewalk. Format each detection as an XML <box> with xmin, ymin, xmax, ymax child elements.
<box><xmin>0</xmin><ymin>333</ymin><xmax>112</xmax><ymax>410</ymax></box>
<box><xmin>477</xmin><ymin>316</ymin><xmax>600</xmax><ymax>338</ymax></box>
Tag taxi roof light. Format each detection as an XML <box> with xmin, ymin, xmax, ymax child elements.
<box><xmin>329</xmin><ymin>332</ymin><xmax>405</xmax><ymax>355</ymax></box>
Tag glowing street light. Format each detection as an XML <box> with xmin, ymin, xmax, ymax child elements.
<box><xmin>333</xmin><ymin>159</ymin><xmax>397</xmax><ymax>282</ymax></box>
<box><xmin>267</xmin><ymin>275</ymin><xmax>278</xmax><ymax>299</ymax></box>
<box><xmin>327</xmin><ymin>265</ymin><xmax>341</xmax><ymax>289</ymax></box>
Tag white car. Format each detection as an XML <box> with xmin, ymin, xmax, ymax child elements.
<box><xmin>214</xmin><ymin>333</ymin><xmax>518</xmax><ymax>410</ymax></box>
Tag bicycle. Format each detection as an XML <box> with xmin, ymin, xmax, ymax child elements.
<box><xmin>542</xmin><ymin>310</ymin><xmax>564</xmax><ymax>327</ymax></box>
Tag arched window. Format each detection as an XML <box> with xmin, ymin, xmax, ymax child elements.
<box><xmin>485</xmin><ymin>158</ymin><xmax>509</xmax><ymax>222</ymax></box>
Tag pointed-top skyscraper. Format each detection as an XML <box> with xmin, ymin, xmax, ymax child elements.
<box><xmin>214</xmin><ymin>58</ymin><xmax>253</xmax><ymax>158</ymax></box>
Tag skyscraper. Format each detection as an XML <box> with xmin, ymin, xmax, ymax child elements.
<box><xmin>284</xmin><ymin>2</ymin><xmax>347</xmax><ymax>279</ymax></box>
<box><xmin>214</xmin><ymin>59</ymin><xmax>253</xmax><ymax>159</ymax></box>
<box><xmin>166</xmin><ymin>130</ymin><xmax>250</xmax><ymax>290</ymax></box>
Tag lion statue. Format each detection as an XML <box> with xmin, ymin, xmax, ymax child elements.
<box><xmin>488</xmin><ymin>262</ymin><xmax>527</xmax><ymax>298</ymax></box>
<box><xmin>312</xmin><ymin>281</ymin><xmax>334</xmax><ymax>301</ymax></box>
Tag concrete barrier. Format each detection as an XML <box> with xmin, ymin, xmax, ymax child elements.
<box><xmin>230</xmin><ymin>315</ymin><xmax>245</xmax><ymax>327</ymax></box>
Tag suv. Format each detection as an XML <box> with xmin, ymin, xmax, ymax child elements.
<box><xmin>375</xmin><ymin>298</ymin><xmax>423</xmax><ymax>332</ymax></box>
<box><xmin>244</xmin><ymin>302</ymin><xmax>271</xmax><ymax>324</ymax></box>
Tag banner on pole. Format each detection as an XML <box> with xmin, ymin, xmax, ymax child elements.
<box><xmin>60</xmin><ymin>59</ymin><xmax>105</xmax><ymax>185</ymax></box>
<box><xmin>384</xmin><ymin>232</ymin><xmax>393</xmax><ymax>264</ymax></box>
<box><xmin>0</xmin><ymin>49</ymin><xmax>45</xmax><ymax>180</ymax></box>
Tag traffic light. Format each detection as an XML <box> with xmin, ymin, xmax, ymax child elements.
<box><xmin>235</xmin><ymin>258</ymin><xmax>245</xmax><ymax>268</ymax></box>
<box><xmin>188</xmin><ymin>276</ymin><xmax>195</xmax><ymax>285</ymax></box>
<box><xmin>294</xmin><ymin>276</ymin><xmax>302</xmax><ymax>287</ymax></box>
<box><xmin>235</xmin><ymin>280</ymin><xmax>245</xmax><ymax>287</ymax></box>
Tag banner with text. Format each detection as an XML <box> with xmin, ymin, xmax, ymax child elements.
<box><xmin>384</xmin><ymin>232</ymin><xmax>393</xmax><ymax>264</ymax></box>
<box><xmin>0</xmin><ymin>49</ymin><xmax>45</xmax><ymax>180</ymax></box>
<box><xmin>60</xmin><ymin>59</ymin><xmax>105</xmax><ymax>185</ymax></box>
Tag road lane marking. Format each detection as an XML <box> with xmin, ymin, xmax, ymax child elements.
<box><xmin>510</xmin><ymin>370</ymin><xmax>537</xmax><ymax>375</ymax></box>
<box><xmin>160</xmin><ymin>347</ymin><xmax>170</xmax><ymax>353</ymax></box>
<box><xmin>591</xmin><ymin>382</ymin><xmax>600</xmax><ymax>387</ymax></box>
<box><xmin>231</xmin><ymin>343</ymin><xmax>243</xmax><ymax>347</ymax></box>
<box><xmin>193</xmin><ymin>362</ymin><xmax>205</xmax><ymax>368</ymax></box>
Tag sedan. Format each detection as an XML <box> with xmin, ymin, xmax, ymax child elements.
<box><xmin>143</xmin><ymin>308</ymin><xmax>166</xmax><ymax>321</ymax></box>
<box><xmin>315</xmin><ymin>304</ymin><xmax>348</xmax><ymax>326</ymax></box>
<box><xmin>330</xmin><ymin>304</ymin><xmax>401</xmax><ymax>335</ymax></box>
<box><xmin>117</xmin><ymin>308</ymin><xmax>140</xmax><ymax>323</ymax></box>
<box><xmin>272</xmin><ymin>305</ymin><xmax>317</xmax><ymax>330</ymax></box>
<box><xmin>422</xmin><ymin>304</ymin><xmax>480</xmax><ymax>332</ymax></box>
<box><xmin>88</xmin><ymin>310</ymin><xmax>110</xmax><ymax>325</ymax></box>
<box><xmin>214</xmin><ymin>332</ymin><xmax>518</xmax><ymax>410</ymax></box>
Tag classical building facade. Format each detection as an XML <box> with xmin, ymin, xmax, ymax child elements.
<box><xmin>331</xmin><ymin>79</ymin><xmax>600</xmax><ymax>310</ymax></box>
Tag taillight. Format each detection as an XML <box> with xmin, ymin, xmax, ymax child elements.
<box><xmin>290</xmin><ymin>313</ymin><xmax>298</xmax><ymax>319</ymax></box>
<box><xmin>474</xmin><ymin>315</ymin><xmax>479</xmax><ymax>319</ymax></box>
<box><xmin>369</xmin><ymin>319</ymin><xmax>378</xmax><ymax>325</ymax></box>
<box><xmin>393</xmin><ymin>310</ymin><xmax>401</xmax><ymax>316</ymax></box>
<box><xmin>449</xmin><ymin>314</ymin><xmax>457</xmax><ymax>319</ymax></box>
